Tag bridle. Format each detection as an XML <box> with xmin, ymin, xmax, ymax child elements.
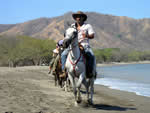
<box><xmin>67</xmin><ymin>27</ymin><xmax>83</xmax><ymax>77</ymax></box>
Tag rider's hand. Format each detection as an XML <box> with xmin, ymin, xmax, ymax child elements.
<box><xmin>82</xmin><ymin>31</ymin><xmax>88</xmax><ymax>38</ymax></box>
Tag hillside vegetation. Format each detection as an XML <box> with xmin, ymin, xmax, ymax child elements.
<box><xmin>0</xmin><ymin>35</ymin><xmax>150</xmax><ymax>67</ymax></box>
<box><xmin>94</xmin><ymin>48</ymin><xmax>150</xmax><ymax>63</ymax></box>
<box><xmin>0</xmin><ymin>35</ymin><xmax>56</xmax><ymax>67</ymax></box>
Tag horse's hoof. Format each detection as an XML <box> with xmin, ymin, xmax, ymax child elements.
<box><xmin>76</xmin><ymin>96</ymin><xmax>82</xmax><ymax>103</ymax></box>
<box><xmin>88</xmin><ymin>100</ymin><xmax>93</xmax><ymax>105</ymax></box>
<box><xmin>74</xmin><ymin>101</ymin><xmax>78</xmax><ymax>107</ymax></box>
<box><xmin>77</xmin><ymin>100</ymin><xmax>82</xmax><ymax>103</ymax></box>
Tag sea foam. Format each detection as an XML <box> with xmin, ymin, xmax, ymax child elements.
<box><xmin>95</xmin><ymin>78</ymin><xmax>150</xmax><ymax>97</ymax></box>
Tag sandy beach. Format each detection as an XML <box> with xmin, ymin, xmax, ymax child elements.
<box><xmin>0</xmin><ymin>66</ymin><xmax>150</xmax><ymax>113</ymax></box>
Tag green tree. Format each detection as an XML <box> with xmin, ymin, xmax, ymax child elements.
<box><xmin>0</xmin><ymin>35</ymin><xmax>56</xmax><ymax>67</ymax></box>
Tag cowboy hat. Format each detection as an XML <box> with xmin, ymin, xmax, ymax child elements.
<box><xmin>72</xmin><ymin>11</ymin><xmax>87</xmax><ymax>21</ymax></box>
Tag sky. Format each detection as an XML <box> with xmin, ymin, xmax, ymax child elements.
<box><xmin>1</xmin><ymin>0</ymin><xmax>150</xmax><ymax>24</ymax></box>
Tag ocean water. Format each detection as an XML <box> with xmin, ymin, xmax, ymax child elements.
<box><xmin>95</xmin><ymin>63</ymin><xmax>150</xmax><ymax>97</ymax></box>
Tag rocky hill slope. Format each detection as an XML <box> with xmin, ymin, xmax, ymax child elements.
<box><xmin>1</xmin><ymin>12</ymin><xmax>150</xmax><ymax>50</ymax></box>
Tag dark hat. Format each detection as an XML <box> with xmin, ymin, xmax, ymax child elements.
<box><xmin>72</xmin><ymin>11</ymin><xmax>87</xmax><ymax>21</ymax></box>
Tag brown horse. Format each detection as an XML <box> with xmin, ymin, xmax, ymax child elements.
<box><xmin>49</xmin><ymin>54</ymin><xmax>69</xmax><ymax>89</ymax></box>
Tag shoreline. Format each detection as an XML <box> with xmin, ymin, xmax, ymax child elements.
<box><xmin>96</xmin><ymin>60</ymin><xmax>150</xmax><ymax>67</ymax></box>
<box><xmin>95</xmin><ymin>83</ymin><xmax>150</xmax><ymax>98</ymax></box>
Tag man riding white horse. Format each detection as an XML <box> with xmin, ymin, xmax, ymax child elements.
<box><xmin>62</xmin><ymin>11</ymin><xmax>97</xmax><ymax>105</ymax></box>
<box><xmin>61</xmin><ymin>11</ymin><xmax>96</xmax><ymax>78</ymax></box>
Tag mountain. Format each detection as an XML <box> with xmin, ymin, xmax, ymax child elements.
<box><xmin>1</xmin><ymin>12</ymin><xmax>150</xmax><ymax>51</ymax></box>
<box><xmin>0</xmin><ymin>24</ymin><xmax>16</xmax><ymax>33</ymax></box>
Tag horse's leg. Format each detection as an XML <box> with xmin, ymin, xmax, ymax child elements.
<box><xmin>60</xmin><ymin>77</ymin><xmax>63</xmax><ymax>88</ymax></box>
<box><xmin>68</xmin><ymin>73</ymin><xmax>77</xmax><ymax>104</ymax></box>
<box><xmin>54</xmin><ymin>74</ymin><xmax>57</xmax><ymax>86</ymax></box>
<box><xmin>88</xmin><ymin>59</ymin><xmax>96</xmax><ymax>104</ymax></box>
<box><xmin>89</xmin><ymin>62</ymin><xmax>96</xmax><ymax>104</ymax></box>
<box><xmin>89</xmin><ymin>77</ymin><xmax>94</xmax><ymax>105</ymax></box>
<box><xmin>76</xmin><ymin>72</ymin><xmax>85</xmax><ymax>88</ymax></box>
<box><xmin>62</xmin><ymin>75</ymin><xmax>67</xmax><ymax>91</ymax></box>
<box><xmin>64</xmin><ymin>76</ymin><xmax>71</xmax><ymax>92</ymax></box>
<box><xmin>64</xmin><ymin>79</ymin><xmax>67</xmax><ymax>92</ymax></box>
<box><xmin>82</xmin><ymin>78</ymin><xmax>89</xmax><ymax>102</ymax></box>
<box><xmin>56</xmin><ymin>73</ymin><xmax>61</xmax><ymax>88</ymax></box>
<box><xmin>56</xmin><ymin>72</ymin><xmax>59</xmax><ymax>86</ymax></box>
<box><xmin>76</xmin><ymin>72</ymin><xmax>85</xmax><ymax>103</ymax></box>
<box><xmin>68</xmin><ymin>77</ymin><xmax>72</xmax><ymax>91</ymax></box>
<box><xmin>77</xmin><ymin>86</ymin><xmax>81</xmax><ymax>103</ymax></box>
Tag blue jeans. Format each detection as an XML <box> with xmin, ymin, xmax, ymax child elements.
<box><xmin>84</xmin><ymin>45</ymin><xmax>96</xmax><ymax>75</ymax></box>
<box><xmin>84</xmin><ymin>45</ymin><xmax>94</xmax><ymax>56</ymax></box>
<box><xmin>61</xmin><ymin>48</ymin><xmax>69</xmax><ymax>70</ymax></box>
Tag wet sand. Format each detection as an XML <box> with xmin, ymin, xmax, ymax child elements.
<box><xmin>0</xmin><ymin>66</ymin><xmax>150</xmax><ymax>113</ymax></box>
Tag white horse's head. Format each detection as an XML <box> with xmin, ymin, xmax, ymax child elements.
<box><xmin>65</xmin><ymin>27</ymin><xmax>77</xmax><ymax>39</ymax></box>
<box><xmin>63</xmin><ymin>27</ymin><xmax>77</xmax><ymax>48</ymax></box>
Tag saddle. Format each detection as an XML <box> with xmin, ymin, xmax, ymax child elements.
<box><xmin>79</xmin><ymin>44</ymin><xmax>94</xmax><ymax>78</ymax></box>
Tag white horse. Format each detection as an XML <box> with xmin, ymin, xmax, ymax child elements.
<box><xmin>64</xmin><ymin>26</ymin><xmax>95</xmax><ymax>106</ymax></box>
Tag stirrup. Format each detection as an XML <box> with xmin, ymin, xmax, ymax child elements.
<box><xmin>59</xmin><ymin>70</ymin><xmax>66</xmax><ymax>77</ymax></box>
